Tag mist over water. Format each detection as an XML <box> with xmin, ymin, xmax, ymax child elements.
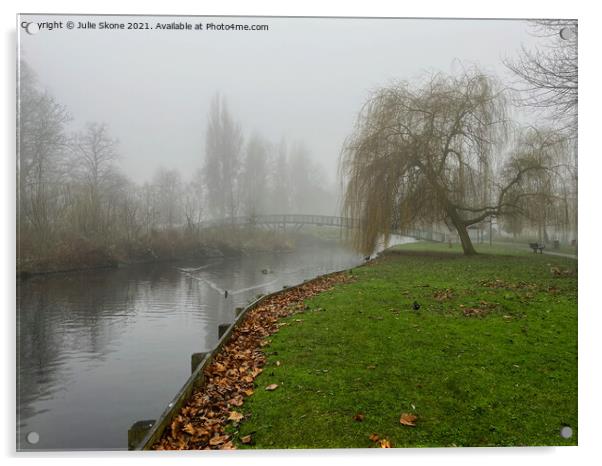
<box><xmin>16</xmin><ymin>13</ymin><xmax>576</xmax><ymax>451</ymax></box>
<box><xmin>17</xmin><ymin>239</ymin><xmax>380</xmax><ymax>450</ymax></box>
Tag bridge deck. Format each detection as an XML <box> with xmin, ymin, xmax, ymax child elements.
<box><xmin>197</xmin><ymin>214</ymin><xmax>448</xmax><ymax>243</ymax></box>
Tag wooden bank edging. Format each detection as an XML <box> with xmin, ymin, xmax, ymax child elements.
<box><xmin>133</xmin><ymin>266</ymin><xmax>354</xmax><ymax>450</ymax></box>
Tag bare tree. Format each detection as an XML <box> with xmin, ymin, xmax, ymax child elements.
<box><xmin>240</xmin><ymin>133</ymin><xmax>270</xmax><ymax>217</ymax></box>
<box><xmin>505</xmin><ymin>20</ymin><xmax>578</xmax><ymax>246</ymax></box>
<box><xmin>183</xmin><ymin>169</ymin><xmax>204</xmax><ymax>234</ymax></box>
<box><xmin>139</xmin><ymin>181</ymin><xmax>159</xmax><ymax>236</ymax></box>
<box><xmin>117</xmin><ymin>181</ymin><xmax>141</xmax><ymax>243</ymax></box>
<box><xmin>288</xmin><ymin>142</ymin><xmax>335</xmax><ymax>215</ymax></box>
<box><xmin>268</xmin><ymin>139</ymin><xmax>290</xmax><ymax>214</ymax></box>
<box><xmin>70</xmin><ymin>122</ymin><xmax>119</xmax><ymax>237</ymax></box>
<box><xmin>500</xmin><ymin>127</ymin><xmax>572</xmax><ymax>243</ymax></box>
<box><xmin>18</xmin><ymin>60</ymin><xmax>71</xmax><ymax>244</ymax></box>
<box><xmin>340</xmin><ymin>69</ymin><xmax>553</xmax><ymax>255</ymax></box>
<box><xmin>505</xmin><ymin>20</ymin><xmax>578</xmax><ymax>135</ymax></box>
<box><xmin>152</xmin><ymin>167</ymin><xmax>183</xmax><ymax>228</ymax></box>
<box><xmin>288</xmin><ymin>142</ymin><xmax>314</xmax><ymax>214</ymax></box>
<box><xmin>104</xmin><ymin>172</ymin><xmax>139</xmax><ymax>242</ymax></box>
<box><xmin>203</xmin><ymin>94</ymin><xmax>243</xmax><ymax>220</ymax></box>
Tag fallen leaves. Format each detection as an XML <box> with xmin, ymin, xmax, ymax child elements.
<box><xmin>461</xmin><ymin>300</ymin><xmax>498</xmax><ymax>317</ymax></box>
<box><xmin>352</xmin><ymin>413</ymin><xmax>365</xmax><ymax>422</ymax></box>
<box><xmin>228</xmin><ymin>411</ymin><xmax>244</xmax><ymax>422</ymax></box>
<box><xmin>182</xmin><ymin>423</ymin><xmax>197</xmax><ymax>435</ymax></box>
<box><xmin>433</xmin><ymin>288</ymin><xmax>454</xmax><ymax>301</ymax></box>
<box><xmin>228</xmin><ymin>395</ymin><xmax>244</xmax><ymax>407</ymax></box>
<box><xmin>240</xmin><ymin>434</ymin><xmax>253</xmax><ymax>445</ymax></box>
<box><xmin>209</xmin><ymin>435</ymin><xmax>229</xmax><ymax>446</ymax></box>
<box><xmin>550</xmin><ymin>266</ymin><xmax>576</xmax><ymax>277</ymax></box>
<box><xmin>480</xmin><ymin>279</ymin><xmax>539</xmax><ymax>290</ymax></box>
<box><xmin>213</xmin><ymin>362</ymin><xmax>226</xmax><ymax>373</ymax></box>
<box><xmin>152</xmin><ymin>272</ymin><xmax>351</xmax><ymax>451</ymax></box>
<box><xmin>368</xmin><ymin>434</ymin><xmax>392</xmax><ymax>448</ymax></box>
<box><xmin>399</xmin><ymin>413</ymin><xmax>417</xmax><ymax>427</ymax></box>
<box><xmin>462</xmin><ymin>307</ymin><xmax>489</xmax><ymax>317</ymax></box>
<box><xmin>265</xmin><ymin>384</ymin><xmax>279</xmax><ymax>391</ymax></box>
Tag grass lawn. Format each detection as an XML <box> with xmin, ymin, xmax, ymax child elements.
<box><xmin>235</xmin><ymin>242</ymin><xmax>577</xmax><ymax>448</ymax></box>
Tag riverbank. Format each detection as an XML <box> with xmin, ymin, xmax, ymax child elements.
<box><xmin>17</xmin><ymin>227</ymin><xmax>339</xmax><ymax>278</ymax></box>
<box><xmin>236</xmin><ymin>242</ymin><xmax>577</xmax><ymax>447</ymax></box>
<box><xmin>18</xmin><ymin>237</ymin><xmax>363</xmax><ymax>451</ymax></box>
<box><xmin>150</xmin><ymin>241</ymin><xmax>577</xmax><ymax>448</ymax></box>
<box><xmin>152</xmin><ymin>272</ymin><xmax>353</xmax><ymax>450</ymax></box>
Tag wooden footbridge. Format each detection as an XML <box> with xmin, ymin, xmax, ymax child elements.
<box><xmin>198</xmin><ymin>214</ymin><xmax>448</xmax><ymax>242</ymax></box>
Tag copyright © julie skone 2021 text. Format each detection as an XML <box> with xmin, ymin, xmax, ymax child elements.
<box><xmin>20</xmin><ymin>20</ymin><xmax>270</xmax><ymax>33</ymax></box>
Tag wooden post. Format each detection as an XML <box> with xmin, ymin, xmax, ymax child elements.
<box><xmin>128</xmin><ymin>420</ymin><xmax>155</xmax><ymax>450</ymax></box>
<box><xmin>191</xmin><ymin>352</ymin><xmax>208</xmax><ymax>373</ymax></box>
<box><xmin>218</xmin><ymin>323</ymin><xmax>230</xmax><ymax>339</ymax></box>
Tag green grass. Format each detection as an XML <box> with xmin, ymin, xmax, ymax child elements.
<box><xmin>492</xmin><ymin>238</ymin><xmax>578</xmax><ymax>256</ymax></box>
<box><xmin>234</xmin><ymin>242</ymin><xmax>577</xmax><ymax>448</ymax></box>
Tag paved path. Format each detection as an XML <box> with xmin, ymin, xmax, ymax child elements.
<box><xmin>536</xmin><ymin>250</ymin><xmax>577</xmax><ymax>259</ymax></box>
<box><xmin>491</xmin><ymin>241</ymin><xmax>577</xmax><ymax>260</ymax></box>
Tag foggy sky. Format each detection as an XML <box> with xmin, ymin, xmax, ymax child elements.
<box><xmin>18</xmin><ymin>15</ymin><xmax>545</xmax><ymax>184</ymax></box>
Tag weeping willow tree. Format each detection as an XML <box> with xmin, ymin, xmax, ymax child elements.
<box><xmin>500</xmin><ymin>127</ymin><xmax>572</xmax><ymax>243</ymax></box>
<box><xmin>340</xmin><ymin>70</ymin><xmax>546</xmax><ymax>255</ymax></box>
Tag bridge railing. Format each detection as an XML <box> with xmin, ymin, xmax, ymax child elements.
<box><xmin>197</xmin><ymin>215</ymin><xmax>447</xmax><ymax>243</ymax></box>
<box><xmin>199</xmin><ymin>214</ymin><xmax>361</xmax><ymax>228</ymax></box>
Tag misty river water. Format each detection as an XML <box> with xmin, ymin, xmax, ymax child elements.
<box><xmin>17</xmin><ymin>237</ymin><xmax>419</xmax><ymax>451</ymax></box>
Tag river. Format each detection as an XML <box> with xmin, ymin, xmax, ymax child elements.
<box><xmin>18</xmin><ymin>237</ymin><xmax>394</xmax><ymax>450</ymax></box>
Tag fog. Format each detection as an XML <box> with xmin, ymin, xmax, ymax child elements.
<box><xmin>19</xmin><ymin>15</ymin><xmax>541</xmax><ymax>184</ymax></box>
<box><xmin>19</xmin><ymin>15</ymin><xmax>576</xmax><ymax>268</ymax></box>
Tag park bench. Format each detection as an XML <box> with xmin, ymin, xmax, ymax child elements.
<box><xmin>529</xmin><ymin>242</ymin><xmax>545</xmax><ymax>254</ymax></box>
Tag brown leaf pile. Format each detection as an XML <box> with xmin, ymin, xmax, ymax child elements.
<box><xmin>462</xmin><ymin>308</ymin><xmax>488</xmax><ymax>317</ymax></box>
<box><xmin>479</xmin><ymin>279</ymin><xmax>538</xmax><ymax>291</ymax></box>
<box><xmin>433</xmin><ymin>288</ymin><xmax>454</xmax><ymax>301</ymax></box>
<box><xmin>152</xmin><ymin>272</ymin><xmax>351</xmax><ymax>450</ymax></box>
<box><xmin>460</xmin><ymin>300</ymin><xmax>498</xmax><ymax>317</ymax></box>
<box><xmin>550</xmin><ymin>266</ymin><xmax>576</xmax><ymax>277</ymax></box>
<box><xmin>368</xmin><ymin>433</ymin><xmax>393</xmax><ymax>448</ymax></box>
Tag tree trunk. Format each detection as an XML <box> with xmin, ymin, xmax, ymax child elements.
<box><xmin>456</xmin><ymin>223</ymin><xmax>477</xmax><ymax>255</ymax></box>
<box><xmin>448</xmin><ymin>207</ymin><xmax>477</xmax><ymax>255</ymax></box>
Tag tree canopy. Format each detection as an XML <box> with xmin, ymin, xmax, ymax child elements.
<box><xmin>505</xmin><ymin>20</ymin><xmax>578</xmax><ymax>136</ymax></box>
<box><xmin>340</xmin><ymin>69</ymin><xmax>564</xmax><ymax>255</ymax></box>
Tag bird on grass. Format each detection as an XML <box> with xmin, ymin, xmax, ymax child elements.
<box><xmin>412</xmin><ymin>301</ymin><xmax>421</xmax><ymax>311</ymax></box>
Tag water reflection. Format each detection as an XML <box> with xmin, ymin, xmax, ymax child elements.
<box><xmin>17</xmin><ymin>240</ymin><xmax>379</xmax><ymax>450</ymax></box>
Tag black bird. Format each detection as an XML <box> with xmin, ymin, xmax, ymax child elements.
<box><xmin>224</xmin><ymin>290</ymin><xmax>228</xmax><ymax>299</ymax></box>
<box><xmin>412</xmin><ymin>301</ymin><xmax>421</xmax><ymax>311</ymax></box>
<box><xmin>364</xmin><ymin>255</ymin><xmax>371</xmax><ymax>261</ymax></box>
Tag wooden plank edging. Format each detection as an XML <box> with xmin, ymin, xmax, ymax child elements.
<box><xmin>134</xmin><ymin>267</ymin><xmax>351</xmax><ymax>450</ymax></box>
